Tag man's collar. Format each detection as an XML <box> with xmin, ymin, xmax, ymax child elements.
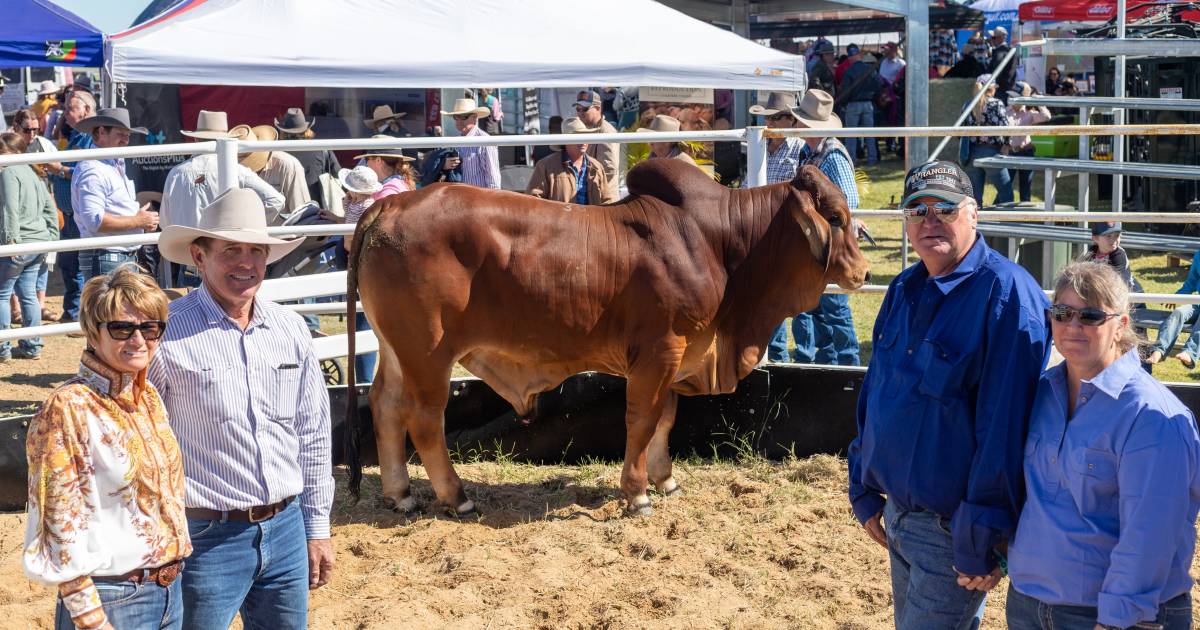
<box><xmin>196</xmin><ymin>283</ymin><xmax>269</xmax><ymax>329</ymax></box>
<box><xmin>919</xmin><ymin>234</ymin><xmax>987</xmax><ymax>294</ymax></box>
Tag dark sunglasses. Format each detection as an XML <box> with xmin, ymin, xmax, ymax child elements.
<box><xmin>765</xmin><ymin>112</ymin><xmax>793</xmax><ymax>122</ymax></box>
<box><xmin>103</xmin><ymin>320</ymin><xmax>167</xmax><ymax>340</ymax></box>
<box><xmin>453</xmin><ymin>114</ymin><xmax>473</xmax><ymax>121</ymax></box>
<box><xmin>1047</xmin><ymin>304</ymin><xmax>1119</xmax><ymax>326</ymax></box>
<box><xmin>903</xmin><ymin>201</ymin><xmax>962</xmax><ymax>224</ymax></box>
<box><xmin>19</xmin><ymin>125</ymin><xmax>38</xmax><ymax>133</ymax></box>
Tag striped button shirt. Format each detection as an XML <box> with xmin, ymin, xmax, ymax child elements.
<box><xmin>148</xmin><ymin>285</ymin><xmax>334</xmax><ymax>538</ymax></box>
<box><xmin>460</xmin><ymin>125</ymin><xmax>501</xmax><ymax>189</ymax></box>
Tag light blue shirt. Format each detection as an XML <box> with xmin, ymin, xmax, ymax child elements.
<box><xmin>71</xmin><ymin>157</ymin><xmax>141</xmax><ymax>244</ymax></box>
<box><xmin>1009</xmin><ymin>350</ymin><xmax>1200</xmax><ymax>628</ymax></box>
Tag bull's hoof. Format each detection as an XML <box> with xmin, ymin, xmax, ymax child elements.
<box><xmin>434</xmin><ymin>500</ymin><xmax>480</xmax><ymax>520</ymax></box>
<box><xmin>625</xmin><ymin>495</ymin><xmax>653</xmax><ymax>517</ymax></box>
<box><xmin>656</xmin><ymin>477</ymin><xmax>682</xmax><ymax>497</ymax></box>
<box><xmin>377</xmin><ymin>495</ymin><xmax>419</xmax><ymax>513</ymax></box>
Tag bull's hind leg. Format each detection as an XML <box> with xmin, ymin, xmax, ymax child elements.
<box><xmin>647</xmin><ymin>390</ymin><xmax>681</xmax><ymax>497</ymax></box>
<box><xmin>400</xmin><ymin>360</ymin><xmax>475</xmax><ymax>517</ymax></box>
<box><xmin>371</xmin><ymin>340</ymin><xmax>416</xmax><ymax>512</ymax></box>
<box><xmin>621</xmin><ymin>343</ymin><xmax>685</xmax><ymax>516</ymax></box>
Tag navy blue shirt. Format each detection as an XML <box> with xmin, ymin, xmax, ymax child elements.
<box><xmin>565</xmin><ymin>154</ymin><xmax>589</xmax><ymax>205</ymax></box>
<box><xmin>849</xmin><ymin>236</ymin><xmax>1051</xmax><ymax>574</ymax></box>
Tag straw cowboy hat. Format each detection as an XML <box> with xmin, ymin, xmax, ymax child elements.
<box><xmin>73</xmin><ymin>108</ymin><xmax>149</xmax><ymax>135</ymax></box>
<box><xmin>275</xmin><ymin>107</ymin><xmax>314</xmax><ymax>134</ymax></box>
<box><xmin>637</xmin><ymin>114</ymin><xmax>682</xmax><ymax>134</ymax></box>
<box><xmin>748</xmin><ymin>92</ymin><xmax>801</xmax><ymax>118</ymax></box>
<box><xmin>352</xmin><ymin>134</ymin><xmax>415</xmax><ymax>162</ymax></box>
<box><xmin>338</xmin><ymin>166</ymin><xmax>383</xmax><ymax>195</ymax></box>
<box><xmin>158</xmin><ymin>187</ymin><xmax>304</xmax><ymax>265</ymax></box>
<box><xmin>791</xmin><ymin>89</ymin><xmax>842</xmax><ymax>129</ymax></box>
<box><xmin>363</xmin><ymin>105</ymin><xmax>406</xmax><ymax>129</ymax></box>
<box><xmin>230</xmin><ymin>124</ymin><xmax>278</xmax><ymax>172</ymax></box>
<box><xmin>36</xmin><ymin>80</ymin><xmax>58</xmax><ymax>96</ymax></box>
<box><xmin>440</xmin><ymin>98</ymin><xmax>489</xmax><ymax>117</ymax></box>
<box><xmin>561</xmin><ymin>117</ymin><xmax>598</xmax><ymax>135</ymax></box>
<box><xmin>181</xmin><ymin>110</ymin><xmax>237</xmax><ymax>139</ymax></box>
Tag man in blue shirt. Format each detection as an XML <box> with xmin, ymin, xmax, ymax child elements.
<box><xmin>764</xmin><ymin>90</ymin><xmax>861</xmax><ymax>365</ymax></box>
<box><xmin>1145</xmin><ymin>248</ymin><xmax>1200</xmax><ymax>369</ymax></box>
<box><xmin>848</xmin><ymin>161</ymin><xmax>1050</xmax><ymax>629</ymax></box>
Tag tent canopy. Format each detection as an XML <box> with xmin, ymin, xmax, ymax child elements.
<box><xmin>1019</xmin><ymin>0</ymin><xmax>1200</xmax><ymax>21</ymax></box>
<box><xmin>0</xmin><ymin>0</ymin><xmax>104</xmax><ymax>68</ymax></box>
<box><xmin>109</xmin><ymin>0</ymin><xmax>804</xmax><ymax>90</ymax></box>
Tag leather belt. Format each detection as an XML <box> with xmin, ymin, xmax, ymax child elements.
<box><xmin>186</xmin><ymin>496</ymin><xmax>294</xmax><ymax>524</ymax></box>
<box><xmin>94</xmin><ymin>559</ymin><xmax>183</xmax><ymax>587</ymax></box>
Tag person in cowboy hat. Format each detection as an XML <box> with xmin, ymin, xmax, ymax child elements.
<box><xmin>808</xmin><ymin>40</ymin><xmax>838</xmax><ymax>95</ymax></box>
<box><xmin>159</xmin><ymin>111</ymin><xmax>283</xmax><ymax>287</ymax></box>
<box><xmin>29</xmin><ymin>81</ymin><xmax>59</xmax><ymax>125</ymax></box>
<box><xmin>275</xmin><ymin>106</ymin><xmax>341</xmax><ymax>202</ymax></box>
<box><xmin>637</xmin><ymin>114</ymin><xmax>699</xmax><ymax>167</ymax></box>
<box><xmin>150</xmin><ymin>187</ymin><xmax>334</xmax><ymax>630</ymax></box>
<box><xmin>573</xmin><ymin>90</ymin><xmax>619</xmax><ymax>201</ymax></box>
<box><xmin>764</xmin><ymin>90</ymin><xmax>862</xmax><ymax>367</ymax></box>
<box><xmin>69</xmin><ymin>108</ymin><xmax>159</xmax><ymax>280</ymax></box>
<box><xmin>526</xmin><ymin>117</ymin><xmax>613</xmax><ymax>205</ymax></box>
<box><xmin>353</xmin><ymin>135</ymin><xmax>417</xmax><ymax>198</ymax></box>
<box><xmin>440</xmin><ymin>98</ymin><xmax>500</xmax><ymax>189</ymax></box>
<box><xmin>231</xmin><ymin>124</ymin><xmax>310</xmax><ymax>223</ymax></box>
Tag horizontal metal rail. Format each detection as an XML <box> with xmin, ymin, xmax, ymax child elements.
<box><xmin>1039</xmin><ymin>38</ymin><xmax>1200</xmax><ymax>57</ymax></box>
<box><xmin>768</xmin><ymin>123</ymin><xmax>1200</xmax><ymax>139</ymax></box>
<box><xmin>977</xmin><ymin>222</ymin><xmax>1200</xmax><ymax>253</ymax></box>
<box><xmin>971</xmin><ymin>156</ymin><xmax>1200</xmax><ymax>180</ymax></box>
<box><xmin>1009</xmin><ymin>96</ymin><xmax>1200</xmax><ymax>112</ymax></box>
<box><xmin>855</xmin><ymin>211</ymin><xmax>1200</xmax><ymax>222</ymax></box>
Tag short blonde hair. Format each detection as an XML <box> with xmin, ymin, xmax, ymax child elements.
<box><xmin>1052</xmin><ymin>261</ymin><xmax>1140</xmax><ymax>354</ymax></box>
<box><xmin>79</xmin><ymin>265</ymin><xmax>168</xmax><ymax>344</ymax></box>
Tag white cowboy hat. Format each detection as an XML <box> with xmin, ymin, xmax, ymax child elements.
<box><xmin>637</xmin><ymin>114</ymin><xmax>682</xmax><ymax>134</ymax></box>
<box><xmin>158</xmin><ymin>188</ymin><xmax>304</xmax><ymax>265</ymax></box>
<box><xmin>338</xmin><ymin>166</ymin><xmax>383</xmax><ymax>195</ymax></box>
<box><xmin>230</xmin><ymin>124</ymin><xmax>277</xmax><ymax>173</ymax></box>
<box><xmin>791</xmin><ymin>89</ymin><xmax>842</xmax><ymax>130</ymax></box>
<box><xmin>561</xmin><ymin>117</ymin><xmax>599</xmax><ymax>135</ymax></box>
<box><xmin>352</xmin><ymin>134</ymin><xmax>415</xmax><ymax>162</ymax></box>
<box><xmin>37</xmin><ymin>80</ymin><xmax>58</xmax><ymax>96</ymax></box>
<box><xmin>363</xmin><ymin>105</ymin><xmax>406</xmax><ymax>129</ymax></box>
<box><xmin>440</xmin><ymin>98</ymin><xmax>489</xmax><ymax>117</ymax></box>
<box><xmin>181</xmin><ymin>110</ymin><xmax>237</xmax><ymax>140</ymax></box>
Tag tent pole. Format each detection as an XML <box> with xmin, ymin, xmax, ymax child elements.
<box><xmin>905</xmin><ymin>0</ymin><xmax>930</xmax><ymax>168</ymax></box>
<box><xmin>1113</xmin><ymin>0</ymin><xmax>1126</xmax><ymax>214</ymax></box>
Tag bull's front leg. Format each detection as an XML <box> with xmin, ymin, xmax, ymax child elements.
<box><xmin>646</xmin><ymin>389</ymin><xmax>681</xmax><ymax>497</ymax></box>
<box><xmin>621</xmin><ymin>346</ymin><xmax>684</xmax><ymax>516</ymax></box>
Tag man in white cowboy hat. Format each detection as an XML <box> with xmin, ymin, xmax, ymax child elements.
<box><xmin>68</xmin><ymin>107</ymin><xmax>159</xmax><ymax>279</ymax></box>
<box><xmin>441</xmin><ymin>97</ymin><xmax>500</xmax><ymax>189</ymax></box>
<box><xmin>149</xmin><ymin>187</ymin><xmax>334</xmax><ymax>630</ymax></box>
<box><xmin>275</xmin><ymin>106</ymin><xmax>341</xmax><ymax>201</ymax></box>
<box><xmin>159</xmin><ymin>110</ymin><xmax>283</xmax><ymax>286</ymax></box>
<box><xmin>759</xmin><ymin>90</ymin><xmax>863</xmax><ymax>367</ymax></box>
<box><xmin>574</xmin><ymin>90</ymin><xmax>619</xmax><ymax>200</ymax></box>
<box><xmin>232</xmin><ymin>124</ymin><xmax>310</xmax><ymax>222</ymax></box>
<box><xmin>363</xmin><ymin>104</ymin><xmax>406</xmax><ymax>135</ymax></box>
<box><xmin>526</xmin><ymin>117</ymin><xmax>613</xmax><ymax>204</ymax></box>
<box><xmin>637</xmin><ymin>114</ymin><xmax>699</xmax><ymax>167</ymax></box>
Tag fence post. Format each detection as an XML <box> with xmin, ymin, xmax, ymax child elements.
<box><xmin>745</xmin><ymin>126</ymin><xmax>767</xmax><ymax>188</ymax></box>
<box><xmin>216</xmin><ymin>138</ymin><xmax>238</xmax><ymax>194</ymax></box>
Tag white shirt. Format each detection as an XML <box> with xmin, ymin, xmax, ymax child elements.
<box><xmin>880</xmin><ymin>57</ymin><xmax>907</xmax><ymax>84</ymax></box>
<box><xmin>159</xmin><ymin>153</ymin><xmax>285</xmax><ymax>230</ymax></box>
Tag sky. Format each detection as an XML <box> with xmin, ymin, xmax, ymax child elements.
<box><xmin>50</xmin><ymin>0</ymin><xmax>152</xmax><ymax>33</ymax></box>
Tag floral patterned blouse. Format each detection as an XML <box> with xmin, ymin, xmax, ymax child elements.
<box><xmin>24</xmin><ymin>352</ymin><xmax>190</xmax><ymax>630</ymax></box>
<box><xmin>967</xmin><ymin>96</ymin><xmax>1010</xmax><ymax>148</ymax></box>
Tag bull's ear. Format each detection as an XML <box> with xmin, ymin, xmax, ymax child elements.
<box><xmin>788</xmin><ymin>187</ymin><xmax>831</xmax><ymax>272</ymax></box>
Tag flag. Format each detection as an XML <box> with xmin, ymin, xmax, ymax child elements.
<box><xmin>46</xmin><ymin>40</ymin><xmax>77</xmax><ymax>62</ymax></box>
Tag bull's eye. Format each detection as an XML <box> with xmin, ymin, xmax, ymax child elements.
<box><xmin>827</xmin><ymin>214</ymin><xmax>843</xmax><ymax>228</ymax></box>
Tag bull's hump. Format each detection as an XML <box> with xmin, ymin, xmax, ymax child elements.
<box><xmin>626</xmin><ymin>159</ymin><xmax>723</xmax><ymax>208</ymax></box>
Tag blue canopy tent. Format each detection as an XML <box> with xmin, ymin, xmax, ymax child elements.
<box><xmin>0</xmin><ymin>0</ymin><xmax>104</xmax><ymax>68</ymax></box>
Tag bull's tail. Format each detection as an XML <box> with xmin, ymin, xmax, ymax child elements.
<box><xmin>345</xmin><ymin>204</ymin><xmax>388</xmax><ymax>500</ymax></box>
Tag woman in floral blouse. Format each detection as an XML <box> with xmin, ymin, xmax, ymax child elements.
<box><xmin>24</xmin><ymin>265</ymin><xmax>190</xmax><ymax>630</ymax></box>
<box><xmin>962</xmin><ymin>73</ymin><xmax>1014</xmax><ymax>207</ymax></box>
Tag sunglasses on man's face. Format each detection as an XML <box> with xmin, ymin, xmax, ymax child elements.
<box><xmin>453</xmin><ymin>114</ymin><xmax>472</xmax><ymax>121</ymax></box>
<box><xmin>765</xmin><ymin>112</ymin><xmax>793</xmax><ymax>122</ymax></box>
<box><xmin>103</xmin><ymin>320</ymin><xmax>167</xmax><ymax>341</ymax></box>
<box><xmin>19</xmin><ymin>125</ymin><xmax>38</xmax><ymax>134</ymax></box>
<box><xmin>903</xmin><ymin>201</ymin><xmax>962</xmax><ymax>224</ymax></box>
<box><xmin>1047</xmin><ymin>304</ymin><xmax>1119</xmax><ymax>327</ymax></box>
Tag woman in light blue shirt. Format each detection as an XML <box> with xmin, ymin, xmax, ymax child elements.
<box><xmin>1007</xmin><ymin>261</ymin><xmax>1200</xmax><ymax>630</ymax></box>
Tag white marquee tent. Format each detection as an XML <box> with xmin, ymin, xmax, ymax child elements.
<box><xmin>106</xmin><ymin>0</ymin><xmax>805</xmax><ymax>90</ymax></box>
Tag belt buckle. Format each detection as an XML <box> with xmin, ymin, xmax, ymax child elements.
<box><xmin>247</xmin><ymin>503</ymin><xmax>272</xmax><ymax>523</ymax></box>
<box><xmin>155</xmin><ymin>562</ymin><xmax>181</xmax><ymax>587</ymax></box>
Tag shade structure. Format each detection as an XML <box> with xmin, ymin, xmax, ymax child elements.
<box><xmin>108</xmin><ymin>0</ymin><xmax>805</xmax><ymax>90</ymax></box>
<box><xmin>1019</xmin><ymin>0</ymin><xmax>1200</xmax><ymax>22</ymax></box>
<box><xmin>0</xmin><ymin>0</ymin><xmax>104</xmax><ymax>68</ymax></box>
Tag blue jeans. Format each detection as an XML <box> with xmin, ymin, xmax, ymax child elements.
<box><xmin>0</xmin><ymin>253</ymin><xmax>46</xmax><ymax>356</ymax></box>
<box><xmin>884</xmin><ymin>500</ymin><xmax>987</xmax><ymax>630</ymax></box>
<box><xmin>1153</xmin><ymin>303</ymin><xmax>1200</xmax><ymax>358</ymax></box>
<box><xmin>965</xmin><ymin>144</ymin><xmax>1013</xmax><ymax>207</ymax></box>
<box><xmin>80</xmin><ymin>250</ymin><xmax>139</xmax><ymax>280</ymax></box>
<box><xmin>843</xmin><ymin>101</ymin><xmax>879</xmax><ymax>164</ymax></box>
<box><xmin>1006</xmin><ymin>584</ymin><xmax>1190</xmax><ymax>630</ymax></box>
<box><xmin>57</xmin><ymin>212</ymin><xmax>84</xmax><ymax>320</ymax></box>
<box><xmin>183</xmin><ymin>499</ymin><xmax>309</xmax><ymax>630</ymax></box>
<box><xmin>768</xmin><ymin>294</ymin><xmax>860</xmax><ymax>365</ymax></box>
<box><xmin>55</xmin><ymin>577</ymin><xmax>182</xmax><ymax>630</ymax></box>
<box><xmin>1011</xmin><ymin>146</ymin><xmax>1037</xmax><ymax>202</ymax></box>
<box><xmin>355</xmin><ymin>312</ymin><xmax>376</xmax><ymax>384</ymax></box>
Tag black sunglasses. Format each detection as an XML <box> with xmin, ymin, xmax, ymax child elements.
<box><xmin>766</xmin><ymin>112</ymin><xmax>793</xmax><ymax>122</ymax></box>
<box><xmin>19</xmin><ymin>125</ymin><xmax>38</xmax><ymax>133</ymax></box>
<box><xmin>1047</xmin><ymin>304</ymin><xmax>1119</xmax><ymax>326</ymax></box>
<box><xmin>103</xmin><ymin>320</ymin><xmax>167</xmax><ymax>341</ymax></box>
<box><xmin>453</xmin><ymin>114</ymin><xmax>473</xmax><ymax>121</ymax></box>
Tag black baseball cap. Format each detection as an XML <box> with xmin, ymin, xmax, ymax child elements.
<box><xmin>1091</xmin><ymin>221</ymin><xmax>1122</xmax><ymax>236</ymax></box>
<box><xmin>902</xmin><ymin>161</ymin><xmax>974</xmax><ymax>207</ymax></box>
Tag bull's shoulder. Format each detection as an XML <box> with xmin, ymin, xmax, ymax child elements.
<box><xmin>625</xmin><ymin>158</ymin><xmax>724</xmax><ymax>208</ymax></box>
